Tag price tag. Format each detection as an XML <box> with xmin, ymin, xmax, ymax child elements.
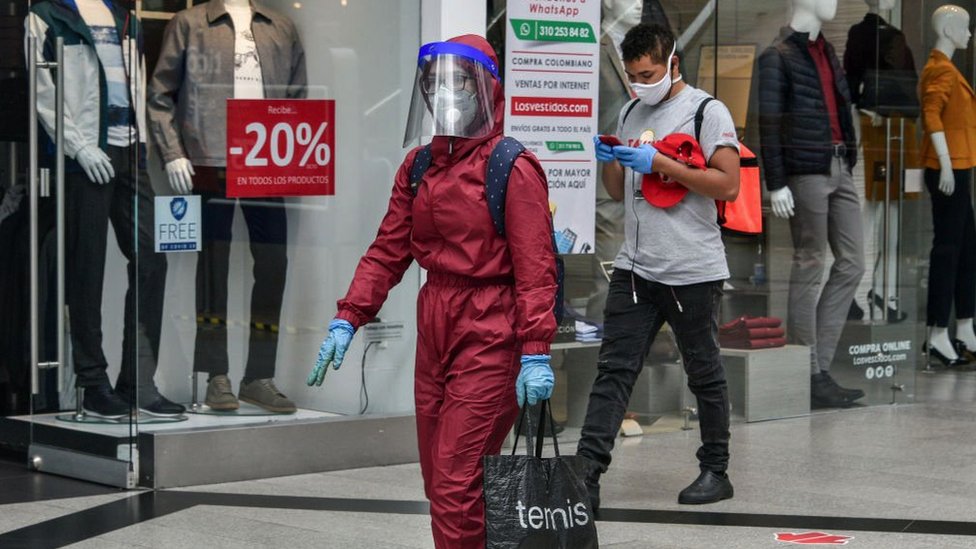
<box><xmin>226</xmin><ymin>99</ymin><xmax>336</xmax><ymax>198</ymax></box>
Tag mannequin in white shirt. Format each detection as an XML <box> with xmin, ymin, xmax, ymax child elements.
<box><xmin>769</xmin><ymin>0</ymin><xmax>837</xmax><ymax>219</ymax></box>
<box><xmin>164</xmin><ymin>0</ymin><xmax>255</xmax><ymax>194</ymax></box>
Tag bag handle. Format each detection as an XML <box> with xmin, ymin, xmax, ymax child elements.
<box><xmin>510</xmin><ymin>400</ymin><xmax>561</xmax><ymax>458</ymax></box>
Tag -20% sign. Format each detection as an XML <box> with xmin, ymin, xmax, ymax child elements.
<box><xmin>226</xmin><ymin>99</ymin><xmax>336</xmax><ymax>198</ymax></box>
<box><xmin>238</xmin><ymin>121</ymin><xmax>332</xmax><ymax>168</ymax></box>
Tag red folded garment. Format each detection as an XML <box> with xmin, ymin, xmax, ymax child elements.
<box><xmin>721</xmin><ymin>327</ymin><xmax>785</xmax><ymax>340</ymax></box>
<box><xmin>719</xmin><ymin>336</ymin><xmax>787</xmax><ymax>350</ymax></box>
<box><xmin>719</xmin><ymin>316</ymin><xmax>782</xmax><ymax>334</ymax></box>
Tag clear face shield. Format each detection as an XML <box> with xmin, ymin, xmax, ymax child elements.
<box><xmin>403</xmin><ymin>42</ymin><xmax>499</xmax><ymax>147</ymax></box>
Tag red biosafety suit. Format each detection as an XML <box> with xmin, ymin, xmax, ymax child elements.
<box><xmin>333</xmin><ymin>35</ymin><xmax>557</xmax><ymax>548</ymax></box>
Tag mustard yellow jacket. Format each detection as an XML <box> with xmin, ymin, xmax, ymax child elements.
<box><xmin>920</xmin><ymin>49</ymin><xmax>976</xmax><ymax>169</ymax></box>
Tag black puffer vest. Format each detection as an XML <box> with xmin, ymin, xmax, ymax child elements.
<box><xmin>758</xmin><ymin>27</ymin><xmax>857</xmax><ymax>191</ymax></box>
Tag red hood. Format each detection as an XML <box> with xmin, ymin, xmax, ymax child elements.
<box><xmin>430</xmin><ymin>35</ymin><xmax>505</xmax><ymax>161</ymax></box>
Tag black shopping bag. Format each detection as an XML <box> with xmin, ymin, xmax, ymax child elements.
<box><xmin>483</xmin><ymin>401</ymin><xmax>599</xmax><ymax>549</ymax></box>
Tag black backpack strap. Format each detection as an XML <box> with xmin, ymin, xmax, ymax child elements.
<box><xmin>485</xmin><ymin>136</ymin><xmax>565</xmax><ymax>323</ymax></box>
<box><xmin>485</xmin><ymin>136</ymin><xmax>525</xmax><ymax>236</ymax></box>
<box><xmin>694</xmin><ymin>97</ymin><xmax>716</xmax><ymax>143</ymax></box>
<box><xmin>409</xmin><ymin>144</ymin><xmax>433</xmax><ymax>195</ymax></box>
<box><xmin>620</xmin><ymin>97</ymin><xmax>641</xmax><ymax>128</ymax></box>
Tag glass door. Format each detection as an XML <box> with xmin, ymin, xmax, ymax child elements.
<box><xmin>13</xmin><ymin>0</ymin><xmax>176</xmax><ymax>487</ymax></box>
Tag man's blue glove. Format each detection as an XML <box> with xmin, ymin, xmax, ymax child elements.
<box><xmin>614</xmin><ymin>143</ymin><xmax>658</xmax><ymax>174</ymax></box>
<box><xmin>307</xmin><ymin>319</ymin><xmax>355</xmax><ymax>386</ymax></box>
<box><xmin>516</xmin><ymin>354</ymin><xmax>554</xmax><ymax>407</ymax></box>
<box><xmin>592</xmin><ymin>136</ymin><xmax>615</xmax><ymax>163</ymax></box>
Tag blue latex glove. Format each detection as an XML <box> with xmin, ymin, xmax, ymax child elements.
<box><xmin>592</xmin><ymin>136</ymin><xmax>615</xmax><ymax>163</ymax></box>
<box><xmin>516</xmin><ymin>354</ymin><xmax>555</xmax><ymax>407</ymax></box>
<box><xmin>307</xmin><ymin>319</ymin><xmax>355</xmax><ymax>386</ymax></box>
<box><xmin>613</xmin><ymin>144</ymin><xmax>658</xmax><ymax>174</ymax></box>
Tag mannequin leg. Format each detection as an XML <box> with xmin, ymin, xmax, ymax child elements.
<box><xmin>957</xmin><ymin>318</ymin><xmax>976</xmax><ymax>350</ymax></box>
<box><xmin>869</xmin><ymin>202</ymin><xmax>903</xmax><ymax>320</ymax></box>
<box><xmin>923</xmin><ymin>169</ymin><xmax>966</xmax><ymax>361</ymax></box>
<box><xmin>239</xmin><ymin>196</ymin><xmax>287</xmax><ymax>381</ymax></box>
<box><xmin>817</xmin><ymin>161</ymin><xmax>865</xmax><ymax>372</ymax></box>
<box><xmin>193</xmin><ymin>190</ymin><xmax>235</xmax><ymax>377</ymax></box>
<box><xmin>953</xmin><ymin>179</ymin><xmax>976</xmax><ymax>348</ymax></box>
<box><xmin>785</xmin><ymin>176</ymin><xmax>831</xmax><ymax>375</ymax></box>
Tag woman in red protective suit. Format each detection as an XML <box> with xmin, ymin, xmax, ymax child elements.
<box><xmin>306</xmin><ymin>35</ymin><xmax>558</xmax><ymax>548</ymax></box>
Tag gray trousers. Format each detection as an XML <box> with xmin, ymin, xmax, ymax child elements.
<box><xmin>787</xmin><ymin>158</ymin><xmax>866</xmax><ymax>373</ymax></box>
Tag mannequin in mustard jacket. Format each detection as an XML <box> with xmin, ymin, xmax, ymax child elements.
<box><xmin>919</xmin><ymin>4</ymin><xmax>976</xmax><ymax>367</ymax></box>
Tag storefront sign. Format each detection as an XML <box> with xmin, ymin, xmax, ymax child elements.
<box><xmin>154</xmin><ymin>195</ymin><xmax>201</xmax><ymax>253</ymax></box>
<box><xmin>505</xmin><ymin>0</ymin><xmax>600</xmax><ymax>254</ymax></box>
<box><xmin>225</xmin><ymin>99</ymin><xmax>336</xmax><ymax>198</ymax></box>
<box><xmin>847</xmin><ymin>339</ymin><xmax>912</xmax><ymax>380</ymax></box>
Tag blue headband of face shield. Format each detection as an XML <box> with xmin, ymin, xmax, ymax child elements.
<box><xmin>417</xmin><ymin>41</ymin><xmax>501</xmax><ymax>81</ymax></box>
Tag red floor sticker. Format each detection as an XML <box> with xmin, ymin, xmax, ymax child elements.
<box><xmin>775</xmin><ymin>532</ymin><xmax>854</xmax><ymax>545</ymax></box>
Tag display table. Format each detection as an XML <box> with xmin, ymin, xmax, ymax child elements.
<box><xmin>720</xmin><ymin>344</ymin><xmax>810</xmax><ymax>422</ymax></box>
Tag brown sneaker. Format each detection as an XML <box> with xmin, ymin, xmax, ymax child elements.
<box><xmin>239</xmin><ymin>378</ymin><xmax>296</xmax><ymax>414</ymax></box>
<box><xmin>205</xmin><ymin>375</ymin><xmax>239</xmax><ymax>411</ymax></box>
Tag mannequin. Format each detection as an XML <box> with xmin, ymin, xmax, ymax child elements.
<box><xmin>758</xmin><ymin>0</ymin><xmax>866</xmax><ymax>407</ymax></box>
<box><xmin>919</xmin><ymin>5</ymin><xmax>976</xmax><ymax>365</ymax></box>
<box><xmin>25</xmin><ymin>0</ymin><xmax>176</xmax><ymax>418</ymax></box>
<box><xmin>586</xmin><ymin>0</ymin><xmax>644</xmax><ymax>322</ymax></box>
<box><xmin>148</xmin><ymin>0</ymin><xmax>308</xmax><ymax>412</ymax></box>
<box><xmin>164</xmin><ymin>0</ymin><xmax>252</xmax><ymax>192</ymax></box>
<box><xmin>844</xmin><ymin>0</ymin><xmax>918</xmax><ymax>322</ymax></box>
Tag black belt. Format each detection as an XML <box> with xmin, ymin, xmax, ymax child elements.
<box><xmin>831</xmin><ymin>143</ymin><xmax>847</xmax><ymax>158</ymax></box>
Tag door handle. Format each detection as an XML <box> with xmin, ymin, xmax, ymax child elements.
<box><xmin>28</xmin><ymin>35</ymin><xmax>66</xmax><ymax>394</ymax></box>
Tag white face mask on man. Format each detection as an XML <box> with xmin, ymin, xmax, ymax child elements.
<box><xmin>630</xmin><ymin>43</ymin><xmax>682</xmax><ymax>107</ymax></box>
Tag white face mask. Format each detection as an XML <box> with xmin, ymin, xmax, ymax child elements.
<box><xmin>433</xmin><ymin>86</ymin><xmax>479</xmax><ymax>134</ymax></box>
<box><xmin>631</xmin><ymin>44</ymin><xmax>682</xmax><ymax>106</ymax></box>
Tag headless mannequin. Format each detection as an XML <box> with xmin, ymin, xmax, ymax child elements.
<box><xmin>926</xmin><ymin>5</ymin><xmax>976</xmax><ymax>359</ymax></box>
<box><xmin>164</xmin><ymin>0</ymin><xmax>253</xmax><ymax>194</ymax></box>
<box><xmin>74</xmin><ymin>0</ymin><xmax>124</xmax><ymax>185</ymax></box>
<box><xmin>858</xmin><ymin>0</ymin><xmax>897</xmax><ymax>126</ymax></box>
<box><xmin>602</xmin><ymin>0</ymin><xmax>641</xmax><ymax>62</ymax></box>
<box><xmin>852</xmin><ymin>0</ymin><xmax>911</xmax><ymax>319</ymax></box>
<box><xmin>769</xmin><ymin>0</ymin><xmax>837</xmax><ymax>219</ymax></box>
<box><xmin>588</xmin><ymin>0</ymin><xmax>642</xmax><ymax>320</ymax></box>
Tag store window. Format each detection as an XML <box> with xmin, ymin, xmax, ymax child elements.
<box><xmin>2</xmin><ymin>0</ymin><xmax>424</xmax><ymax>487</ymax></box>
<box><xmin>487</xmin><ymin>0</ymin><xmax>958</xmax><ymax>431</ymax></box>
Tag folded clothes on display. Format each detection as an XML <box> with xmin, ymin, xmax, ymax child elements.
<box><xmin>719</xmin><ymin>315</ymin><xmax>783</xmax><ymax>333</ymax></box>
<box><xmin>720</xmin><ymin>326</ymin><xmax>785</xmax><ymax>340</ymax></box>
<box><xmin>719</xmin><ymin>336</ymin><xmax>787</xmax><ymax>350</ymax></box>
<box><xmin>719</xmin><ymin>316</ymin><xmax>786</xmax><ymax>349</ymax></box>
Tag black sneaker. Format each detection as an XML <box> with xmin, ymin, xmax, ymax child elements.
<box><xmin>116</xmin><ymin>385</ymin><xmax>186</xmax><ymax>418</ymax></box>
<box><xmin>678</xmin><ymin>470</ymin><xmax>734</xmax><ymax>504</ymax></box>
<box><xmin>811</xmin><ymin>373</ymin><xmax>855</xmax><ymax>408</ymax></box>
<box><xmin>82</xmin><ymin>384</ymin><xmax>132</xmax><ymax>419</ymax></box>
<box><xmin>821</xmin><ymin>372</ymin><xmax>865</xmax><ymax>402</ymax></box>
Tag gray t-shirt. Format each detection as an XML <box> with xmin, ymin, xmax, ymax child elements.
<box><xmin>612</xmin><ymin>85</ymin><xmax>739</xmax><ymax>286</ymax></box>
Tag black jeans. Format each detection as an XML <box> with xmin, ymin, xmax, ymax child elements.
<box><xmin>193</xmin><ymin>177</ymin><xmax>287</xmax><ymax>380</ymax></box>
<box><xmin>67</xmin><ymin>146</ymin><xmax>167</xmax><ymax>390</ymax></box>
<box><xmin>924</xmin><ymin>169</ymin><xmax>976</xmax><ymax>327</ymax></box>
<box><xmin>577</xmin><ymin>269</ymin><xmax>731</xmax><ymax>474</ymax></box>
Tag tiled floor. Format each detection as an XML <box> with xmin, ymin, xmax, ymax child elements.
<box><xmin>1</xmin><ymin>371</ymin><xmax>975</xmax><ymax>548</ymax></box>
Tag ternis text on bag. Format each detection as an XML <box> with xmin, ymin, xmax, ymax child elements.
<box><xmin>516</xmin><ymin>499</ymin><xmax>590</xmax><ymax>530</ymax></box>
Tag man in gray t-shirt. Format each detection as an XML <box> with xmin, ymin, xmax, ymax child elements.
<box><xmin>614</xmin><ymin>84</ymin><xmax>739</xmax><ymax>285</ymax></box>
<box><xmin>577</xmin><ymin>23</ymin><xmax>740</xmax><ymax>511</ymax></box>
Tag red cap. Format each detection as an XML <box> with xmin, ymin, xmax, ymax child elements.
<box><xmin>641</xmin><ymin>133</ymin><xmax>707</xmax><ymax>209</ymax></box>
